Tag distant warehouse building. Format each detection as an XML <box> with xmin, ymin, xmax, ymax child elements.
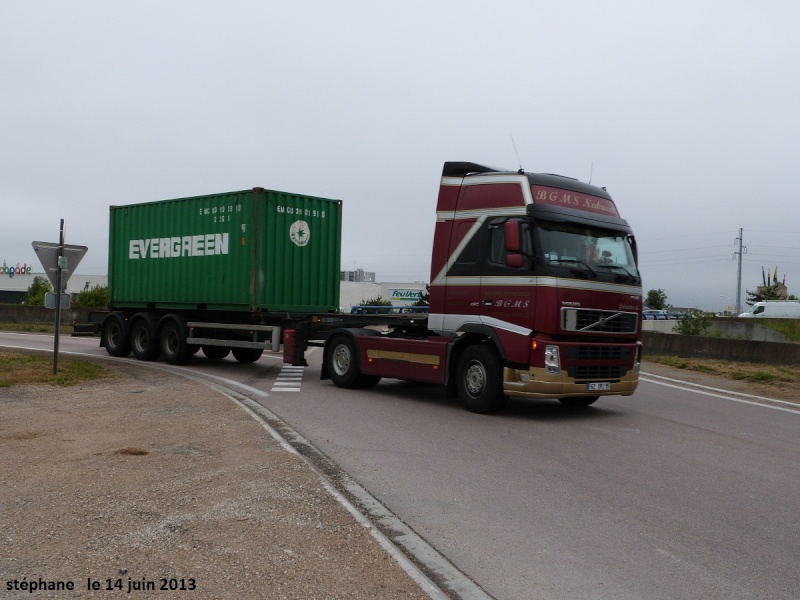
<box><xmin>0</xmin><ymin>264</ymin><xmax>107</xmax><ymax>304</ymax></box>
<box><xmin>340</xmin><ymin>268</ymin><xmax>376</xmax><ymax>283</ymax></box>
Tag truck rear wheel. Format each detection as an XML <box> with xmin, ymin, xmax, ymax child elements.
<box><xmin>202</xmin><ymin>346</ymin><xmax>230</xmax><ymax>360</ymax></box>
<box><xmin>159</xmin><ymin>320</ymin><xmax>193</xmax><ymax>365</ymax></box>
<box><xmin>326</xmin><ymin>335</ymin><xmax>380</xmax><ymax>389</ymax></box>
<box><xmin>232</xmin><ymin>348</ymin><xmax>263</xmax><ymax>363</ymax></box>
<box><xmin>456</xmin><ymin>344</ymin><xmax>508</xmax><ymax>414</ymax></box>
<box><xmin>102</xmin><ymin>316</ymin><xmax>130</xmax><ymax>358</ymax></box>
<box><xmin>130</xmin><ymin>316</ymin><xmax>161</xmax><ymax>361</ymax></box>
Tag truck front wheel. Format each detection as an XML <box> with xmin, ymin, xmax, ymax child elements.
<box><xmin>326</xmin><ymin>335</ymin><xmax>380</xmax><ymax>389</ymax></box>
<box><xmin>456</xmin><ymin>344</ymin><xmax>508</xmax><ymax>414</ymax></box>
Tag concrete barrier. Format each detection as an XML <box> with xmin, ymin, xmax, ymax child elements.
<box><xmin>643</xmin><ymin>331</ymin><xmax>800</xmax><ymax>365</ymax></box>
<box><xmin>642</xmin><ymin>317</ymin><xmax>796</xmax><ymax>343</ymax></box>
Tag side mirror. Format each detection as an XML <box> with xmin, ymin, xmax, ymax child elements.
<box><xmin>506</xmin><ymin>253</ymin><xmax>524</xmax><ymax>268</ymax></box>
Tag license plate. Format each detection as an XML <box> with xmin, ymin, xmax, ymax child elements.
<box><xmin>587</xmin><ymin>382</ymin><xmax>611</xmax><ymax>391</ymax></box>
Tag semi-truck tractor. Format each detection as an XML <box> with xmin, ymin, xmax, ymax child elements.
<box><xmin>100</xmin><ymin>162</ymin><xmax>642</xmax><ymax>413</ymax></box>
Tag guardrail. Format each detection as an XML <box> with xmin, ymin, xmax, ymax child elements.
<box><xmin>349</xmin><ymin>305</ymin><xmax>429</xmax><ymax>315</ymax></box>
<box><xmin>642</xmin><ymin>313</ymin><xmax>683</xmax><ymax>320</ymax></box>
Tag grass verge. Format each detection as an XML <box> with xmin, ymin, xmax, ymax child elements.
<box><xmin>0</xmin><ymin>321</ymin><xmax>73</xmax><ymax>334</ymax></box>
<box><xmin>645</xmin><ymin>355</ymin><xmax>800</xmax><ymax>386</ymax></box>
<box><xmin>0</xmin><ymin>351</ymin><xmax>107</xmax><ymax>387</ymax></box>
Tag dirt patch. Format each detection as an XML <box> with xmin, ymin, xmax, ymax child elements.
<box><xmin>0</xmin><ymin>366</ymin><xmax>430</xmax><ymax>599</ymax></box>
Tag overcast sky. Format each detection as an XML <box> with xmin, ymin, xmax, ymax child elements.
<box><xmin>2</xmin><ymin>0</ymin><xmax>798</xmax><ymax>312</ymax></box>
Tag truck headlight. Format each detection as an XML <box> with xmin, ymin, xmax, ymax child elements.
<box><xmin>544</xmin><ymin>345</ymin><xmax>561</xmax><ymax>375</ymax></box>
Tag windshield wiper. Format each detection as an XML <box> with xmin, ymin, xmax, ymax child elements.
<box><xmin>548</xmin><ymin>258</ymin><xmax>597</xmax><ymax>278</ymax></box>
<box><xmin>594</xmin><ymin>263</ymin><xmax>640</xmax><ymax>283</ymax></box>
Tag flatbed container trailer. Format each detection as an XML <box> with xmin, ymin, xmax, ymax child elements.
<box><xmin>292</xmin><ymin>162</ymin><xmax>643</xmax><ymax>413</ymax></box>
<box><xmin>100</xmin><ymin>187</ymin><xmax>343</xmax><ymax>364</ymax></box>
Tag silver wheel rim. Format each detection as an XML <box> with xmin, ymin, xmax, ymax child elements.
<box><xmin>165</xmin><ymin>330</ymin><xmax>179</xmax><ymax>355</ymax></box>
<box><xmin>465</xmin><ymin>361</ymin><xmax>485</xmax><ymax>396</ymax></box>
<box><xmin>107</xmin><ymin>326</ymin><xmax>121</xmax><ymax>349</ymax></box>
<box><xmin>133</xmin><ymin>328</ymin><xmax>149</xmax><ymax>353</ymax></box>
<box><xmin>332</xmin><ymin>344</ymin><xmax>351</xmax><ymax>377</ymax></box>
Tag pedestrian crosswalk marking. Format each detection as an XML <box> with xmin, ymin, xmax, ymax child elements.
<box><xmin>271</xmin><ymin>365</ymin><xmax>305</xmax><ymax>392</ymax></box>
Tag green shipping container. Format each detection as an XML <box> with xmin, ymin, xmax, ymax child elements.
<box><xmin>108</xmin><ymin>188</ymin><xmax>342</xmax><ymax>313</ymax></box>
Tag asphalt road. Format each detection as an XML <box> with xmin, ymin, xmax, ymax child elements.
<box><xmin>3</xmin><ymin>331</ymin><xmax>799</xmax><ymax>600</ymax></box>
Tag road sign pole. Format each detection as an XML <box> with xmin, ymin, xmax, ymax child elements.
<box><xmin>53</xmin><ymin>219</ymin><xmax>65</xmax><ymax>375</ymax></box>
<box><xmin>31</xmin><ymin>235</ymin><xmax>87</xmax><ymax>375</ymax></box>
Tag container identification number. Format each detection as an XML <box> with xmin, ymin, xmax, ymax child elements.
<box><xmin>199</xmin><ymin>204</ymin><xmax>242</xmax><ymax>223</ymax></box>
<box><xmin>276</xmin><ymin>206</ymin><xmax>326</xmax><ymax>219</ymax></box>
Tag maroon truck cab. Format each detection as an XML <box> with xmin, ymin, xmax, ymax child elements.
<box><xmin>321</xmin><ymin>161</ymin><xmax>641</xmax><ymax>413</ymax></box>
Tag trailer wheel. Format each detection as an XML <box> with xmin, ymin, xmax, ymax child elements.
<box><xmin>202</xmin><ymin>346</ymin><xmax>230</xmax><ymax>360</ymax></box>
<box><xmin>558</xmin><ymin>396</ymin><xmax>599</xmax><ymax>408</ymax></box>
<box><xmin>130</xmin><ymin>317</ymin><xmax>161</xmax><ymax>361</ymax></box>
<box><xmin>159</xmin><ymin>320</ymin><xmax>193</xmax><ymax>365</ymax></box>
<box><xmin>102</xmin><ymin>316</ymin><xmax>130</xmax><ymax>357</ymax></box>
<box><xmin>456</xmin><ymin>344</ymin><xmax>508</xmax><ymax>414</ymax></box>
<box><xmin>326</xmin><ymin>335</ymin><xmax>380</xmax><ymax>389</ymax></box>
<box><xmin>232</xmin><ymin>348</ymin><xmax>263</xmax><ymax>363</ymax></box>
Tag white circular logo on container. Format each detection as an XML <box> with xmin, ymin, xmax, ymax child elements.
<box><xmin>289</xmin><ymin>220</ymin><xmax>310</xmax><ymax>247</ymax></box>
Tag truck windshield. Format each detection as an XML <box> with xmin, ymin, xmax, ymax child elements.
<box><xmin>535</xmin><ymin>220</ymin><xmax>639</xmax><ymax>281</ymax></box>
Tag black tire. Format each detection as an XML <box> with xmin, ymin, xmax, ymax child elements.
<box><xmin>159</xmin><ymin>320</ymin><xmax>193</xmax><ymax>365</ymax></box>
<box><xmin>559</xmin><ymin>396</ymin><xmax>599</xmax><ymax>408</ymax></box>
<box><xmin>102</xmin><ymin>316</ymin><xmax>131</xmax><ymax>357</ymax></box>
<box><xmin>202</xmin><ymin>345</ymin><xmax>230</xmax><ymax>360</ymax></box>
<box><xmin>232</xmin><ymin>347</ymin><xmax>263</xmax><ymax>363</ymax></box>
<box><xmin>130</xmin><ymin>317</ymin><xmax>161</xmax><ymax>361</ymax></box>
<box><xmin>456</xmin><ymin>344</ymin><xmax>508</xmax><ymax>414</ymax></box>
<box><xmin>326</xmin><ymin>335</ymin><xmax>381</xmax><ymax>389</ymax></box>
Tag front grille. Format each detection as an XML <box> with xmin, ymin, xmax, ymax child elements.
<box><xmin>566</xmin><ymin>346</ymin><xmax>631</xmax><ymax>361</ymax></box>
<box><xmin>562</xmin><ymin>309</ymin><xmax>639</xmax><ymax>334</ymax></box>
<box><xmin>568</xmin><ymin>365</ymin><xmax>627</xmax><ymax>381</ymax></box>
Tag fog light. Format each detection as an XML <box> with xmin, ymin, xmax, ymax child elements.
<box><xmin>544</xmin><ymin>345</ymin><xmax>561</xmax><ymax>375</ymax></box>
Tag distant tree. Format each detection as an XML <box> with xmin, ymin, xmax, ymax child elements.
<box><xmin>72</xmin><ymin>284</ymin><xmax>108</xmax><ymax>308</ymax></box>
<box><xmin>645</xmin><ymin>289</ymin><xmax>668</xmax><ymax>310</ymax></box>
<box><xmin>24</xmin><ymin>276</ymin><xmax>52</xmax><ymax>306</ymax></box>
<box><xmin>361</xmin><ymin>295</ymin><xmax>393</xmax><ymax>306</ymax></box>
<box><xmin>745</xmin><ymin>284</ymin><xmax>784</xmax><ymax>305</ymax></box>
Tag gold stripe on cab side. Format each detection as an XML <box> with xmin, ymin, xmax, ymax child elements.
<box><xmin>366</xmin><ymin>350</ymin><xmax>441</xmax><ymax>366</ymax></box>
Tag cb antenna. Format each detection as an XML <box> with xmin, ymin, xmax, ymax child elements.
<box><xmin>589</xmin><ymin>162</ymin><xmax>594</xmax><ymax>184</ymax></box>
<box><xmin>511</xmin><ymin>135</ymin><xmax>524</xmax><ymax>173</ymax></box>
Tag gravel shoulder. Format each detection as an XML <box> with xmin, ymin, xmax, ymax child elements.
<box><xmin>0</xmin><ymin>365</ymin><xmax>431</xmax><ymax>599</ymax></box>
